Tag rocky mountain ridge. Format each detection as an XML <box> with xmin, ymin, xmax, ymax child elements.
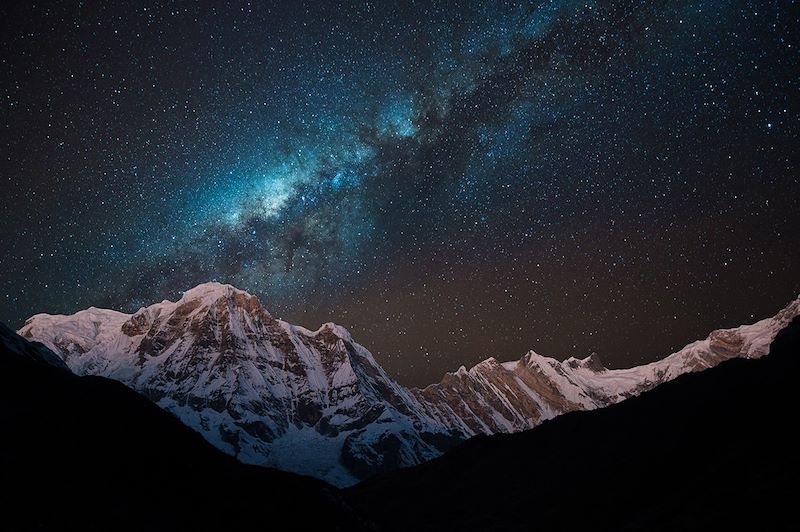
<box><xmin>414</xmin><ymin>297</ymin><xmax>798</xmax><ymax>436</ymax></box>
<box><xmin>20</xmin><ymin>282</ymin><xmax>800</xmax><ymax>485</ymax></box>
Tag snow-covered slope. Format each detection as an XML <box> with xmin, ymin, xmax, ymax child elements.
<box><xmin>20</xmin><ymin>285</ymin><xmax>799</xmax><ymax>485</ymax></box>
<box><xmin>19</xmin><ymin>283</ymin><xmax>450</xmax><ymax>486</ymax></box>
<box><xmin>415</xmin><ymin>296</ymin><xmax>800</xmax><ymax>436</ymax></box>
<box><xmin>0</xmin><ymin>321</ymin><xmax>69</xmax><ymax>370</ymax></box>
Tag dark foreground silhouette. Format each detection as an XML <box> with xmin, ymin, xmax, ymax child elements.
<box><xmin>0</xmin><ymin>323</ymin><xmax>366</xmax><ymax>532</ymax></box>
<box><xmin>348</xmin><ymin>317</ymin><xmax>800</xmax><ymax>531</ymax></box>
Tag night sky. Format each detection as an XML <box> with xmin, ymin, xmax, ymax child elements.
<box><xmin>1</xmin><ymin>1</ymin><xmax>798</xmax><ymax>386</ymax></box>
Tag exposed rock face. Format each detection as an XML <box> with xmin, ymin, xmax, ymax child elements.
<box><xmin>412</xmin><ymin>296</ymin><xmax>800</xmax><ymax>438</ymax></box>
<box><xmin>20</xmin><ymin>284</ymin><xmax>800</xmax><ymax>485</ymax></box>
<box><xmin>19</xmin><ymin>283</ymin><xmax>449</xmax><ymax>486</ymax></box>
<box><xmin>347</xmin><ymin>318</ymin><xmax>800</xmax><ymax>532</ymax></box>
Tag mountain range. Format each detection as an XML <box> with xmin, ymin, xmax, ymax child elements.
<box><xmin>18</xmin><ymin>282</ymin><xmax>800</xmax><ymax>485</ymax></box>
<box><xmin>0</xmin><ymin>321</ymin><xmax>364</xmax><ymax>532</ymax></box>
<box><xmin>348</xmin><ymin>314</ymin><xmax>800</xmax><ymax>531</ymax></box>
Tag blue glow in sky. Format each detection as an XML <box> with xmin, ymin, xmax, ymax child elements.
<box><xmin>2</xmin><ymin>0</ymin><xmax>798</xmax><ymax>386</ymax></box>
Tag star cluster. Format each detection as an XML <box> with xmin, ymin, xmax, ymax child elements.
<box><xmin>2</xmin><ymin>1</ymin><xmax>798</xmax><ymax>385</ymax></box>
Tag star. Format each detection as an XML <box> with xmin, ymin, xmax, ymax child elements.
<box><xmin>0</xmin><ymin>0</ymin><xmax>797</xmax><ymax>387</ymax></box>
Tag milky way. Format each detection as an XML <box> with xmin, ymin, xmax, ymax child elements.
<box><xmin>2</xmin><ymin>1</ymin><xmax>798</xmax><ymax>385</ymax></box>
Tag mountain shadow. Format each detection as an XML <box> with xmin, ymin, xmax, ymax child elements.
<box><xmin>347</xmin><ymin>317</ymin><xmax>800</xmax><ymax>531</ymax></box>
<box><xmin>0</xmin><ymin>322</ymin><xmax>367</xmax><ymax>532</ymax></box>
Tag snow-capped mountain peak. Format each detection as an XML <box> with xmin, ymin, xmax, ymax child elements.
<box><xmin>313</xmin><ymin>322</ymin><xmax>354</xmax><ymax>342</ymax></box>
<box><xmin>19</xmin><ymin>285</ymin><xmax>448</xmax><ymax>485</ymax></box>
<box><xmin>179</xmin><ymin>281</ymin><xmax>256</xmax><ymax>306</ymax></box>
<box><xmin>19</xmin><ymin>287</ymin><xmax>800</xmax><ymax>486</ymax></box>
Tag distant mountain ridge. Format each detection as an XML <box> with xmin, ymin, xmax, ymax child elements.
<box><xmin>347</xmin><ymin>318</ymin><xmax>800</xmax><ymax>531</ymax></box>
<box><xmin>415</xmin><ymin>297</ymin><xmax>798</xmax><ymax>436</ymax></box>
<box><xmin>20</xmin><ymin>282</ymin><xmax>800</xmax><ymax>485</ymax></box>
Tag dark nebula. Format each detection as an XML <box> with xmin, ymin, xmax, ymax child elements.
<box><xmin>1</xmin><ymin>1</ymin><xmax>798</xmax><ymax>386</ymax></box>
